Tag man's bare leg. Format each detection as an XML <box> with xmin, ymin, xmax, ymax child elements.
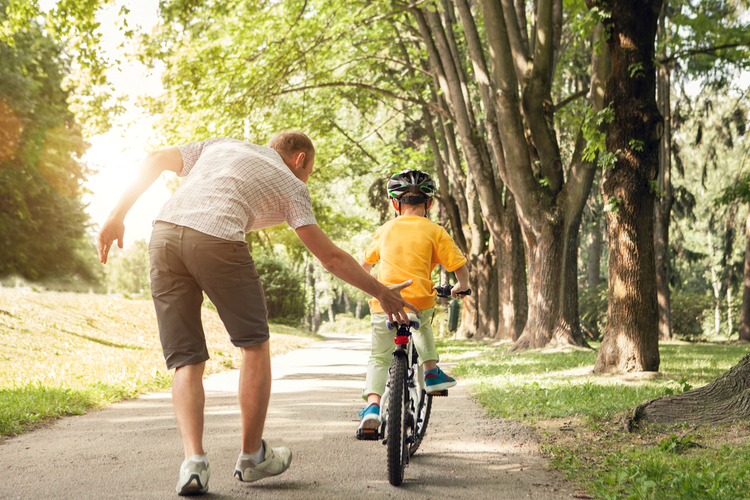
<box><xmin>172</xmin><ymin>362</ymin><xmax>206</xmax><ymax>458</ymax></box>
<box><xmin>239</xmin><ymin>341</ymin><xmax>272</xmax><ymax>453</ymax></box>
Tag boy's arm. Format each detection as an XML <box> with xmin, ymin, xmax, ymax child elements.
<box><xmin>296</xmin><ymin>224</ymin><xmax>418</xmax><ymax>324</ymax></box>
<box><xmin>360</xmin><ymin>261</ymin><xmax>373</xmax><ymax>273</ymax></box>
<box><xmin>97</xmin><ymin>147</ymin><xmax>183</xmax><ymax>264</ymax></box>
<box><xmin>451</xmin><ymin>263</ymin><xmax>471</xmax><ymax>297</ymax></box>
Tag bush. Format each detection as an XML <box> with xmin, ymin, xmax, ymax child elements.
<box><xmin>578</xmin><ymin>282</ymin><xmax>607</xmax><ymax>340</ymax></box>
<box><xmin>254</xmin><ymin>254</ymin><xmax>305</xmax><ymax>323</ymax></box>
<box><xmin>106</xmin><ymin>240</ymin><xmax>150</xmax><ymax>296</ymax></box>
<box><xmin>317</xmin><ymin>313</ymin><xmax>371</xmax><ymax>335</ymax></box>
<box><xmin>671</xmin><ymin>293</ymin><xmax>713</xmax><ymax>340</ymax></box>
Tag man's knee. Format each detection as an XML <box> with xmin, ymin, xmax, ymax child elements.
<box><xmin>241</xmin><ymin>340</ymin><xmax>269</xmax><ymax>352</ymax></box>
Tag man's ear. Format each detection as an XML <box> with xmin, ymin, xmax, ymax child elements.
<box><xmin>391</xmin><ymin>199</ymin><xmax>399</xmax><ymax>210</ymax></box>
<box><xmin>294</xmin><ymin>152</ymin><xmax>306</xmax><ymax>169</ymax></box>
<box><xmin>426</xmin><ymin>199</ymin><xmax>434</xmax><ymax>210</ymax></box>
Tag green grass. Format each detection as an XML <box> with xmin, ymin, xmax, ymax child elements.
<box><xmin>269</xmin><ymin>321</ymin><xmax>325</xmax><ymax>340</ymax></box>
<box><xmin>437</xmin><ymin>338</ymin><xmax>750</xmax><ymax>499</ymax></box>
<box><xmin>438</xmin><ymin>340</ymin><xmax>747</xmax><ymax>420</ymax></box>
<box><xmin>0</xmin><ymin>288</ymin><xmax>315</xmax><ymax>438</ymax></box>
<box><xmin>0</xmin><ymin>374</ymin><xmax>172</xmax><ymax>436</ymax></box>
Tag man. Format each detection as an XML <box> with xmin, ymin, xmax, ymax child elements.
<box><xmin>97</xmin><ymin>132</ymin><xmax>418</xmax><ymax>496</ymax></box>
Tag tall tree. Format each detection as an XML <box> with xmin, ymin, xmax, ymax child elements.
<box><xmin>0</xmin><ymin>5</ymin><xmax>95</xmax><ymax>282</ymax></box>
<box><xmin>464</xmin><ymin>0</ymin><xmax>605</xmax><ymax>349</ymax></box>
<box><xmin>588</xmin><ymin>0</ymin><xmax>664</xmax><ymax>373</ymax></box>
<box><xmin>652</xmin><ymin>0</ymin><xmax>750</xmax><ymax>341</ymax></box>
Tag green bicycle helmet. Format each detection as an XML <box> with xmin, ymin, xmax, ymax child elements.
<box><xmin>387</xmin><ymin>169</ymin><xmax>436</xmax><ymax>205</ymax></box>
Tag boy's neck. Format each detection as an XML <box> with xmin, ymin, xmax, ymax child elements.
<box><xmin>398</xmin><ymin>204</ymin><xmax>426</xmax><ymax>217</ymax></box>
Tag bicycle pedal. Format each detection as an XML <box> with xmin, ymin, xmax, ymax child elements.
<box><xmin>356</xmin><ymin>428</ymin><xmax>380</xmax><ymax>441</ymax></box>
<box><xmin>428</xmin><ymin>390</ymin><xmax>448</xmax><ymax>397</ymax></box>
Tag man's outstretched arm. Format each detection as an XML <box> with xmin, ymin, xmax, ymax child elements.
<box><xmin>296</xmin><ymin>224</ymin><xmax>418</xmax><ymax>324</ymax></box>
<box><xmin>97</xmin><ymin>147</ymin><xmax>183</xmax><ymax>264</ymax></box>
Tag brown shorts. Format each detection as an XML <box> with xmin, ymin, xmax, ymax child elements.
<box><xmin>149</xmin><ymin>222</ymin><xmax>269</xmax><ymax>369</ymax></box>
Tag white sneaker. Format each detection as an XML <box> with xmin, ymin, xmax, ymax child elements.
<box><xmin>234</xmin><ymin>440</ymin><xmax>292</xmax><ymax>483</ymax></box>
<box><xmin>176</xmin><ymin>458</ymin><xmax>210</xmax><ymax>496</ymax></box>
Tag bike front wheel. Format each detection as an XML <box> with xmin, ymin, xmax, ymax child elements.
<box><xmin>386</xmin><ymin>353</ymin><xmax>409</xmax><ymax>486</ymax></box>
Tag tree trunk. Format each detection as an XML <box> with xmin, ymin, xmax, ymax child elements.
<box><xmin>474</xmin><ymin>0</ymin><xmax>602</xmax><ymax>350</ymax></box>
<box><xmin>477</xmin><ymin>249</ymin><xmax>497</xmax><ymax>339</ymax></box>
<box><xmin>355</xmin><ymin>297</ymin><xmax>362</xmax><ymax>320</ymax></box>
<box><xmin>495</xmin><ymin>195</ymin><xmax>528</xmax><ymax>341</ymax></box>
<box><xmin>628</xmin><ymin>352</ymin><xmax>750</xmax><ymax>427</ymax></box>
<box><xmin>739</xmin><ymin>203</ymin><xmax>750</xmax><ymax>341</ymax></box>
<box><xmin>593</xmin><ymin>0</ymin><xmax>663</xmax><ymax>373</ymax></box>
<box><xmin>513</xmin><ymin>213</ymin><xmax>586</xmax><ymax>349</ymax></box>
<box><xmin>709</xmin><ymin>231</ymin><xmax>722</xmax><ymax>336</ymax></box>
<box><xmin>343</xmin><ymin>289</ymin><xmax>351</xmax><ymax>315</ymax></box>
<box><xmin>457</xmin><ymin>252</ymin><xmax>480</xmax><ymax>339</ymax></box>
<box><xmin>722</xmin><ymin>203</ymin><xmax>738</xmax><ymax>337</ymax></box>
<box><xmin>587</xmin><ymin>213</ymin><xmax>603</xmax><ymax>287</ymax></box>
<box><xmin>654</xmin><ymin>5</ymin><xmax>674</xmax><ymax>341</ymax></box>
<box><xmin>308</xmin><ymin>262</ymin><xmax>322</xmax><ymax>332</ymax></box>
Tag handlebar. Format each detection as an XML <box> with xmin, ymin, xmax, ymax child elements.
<box><xmin>433</xmin><ymin>284</ymin><xmax>472</xmax><ymax>298</ymax></box>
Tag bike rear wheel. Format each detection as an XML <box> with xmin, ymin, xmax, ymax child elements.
<box><xmin>386</xmin><ymin>353</ymin><xmax>409</xmax><ymax>486</ymax></box>
<box><xmin>408</xmin><ymin>391</ymin><xmax>432</xmax><ymax>456</ymax></box>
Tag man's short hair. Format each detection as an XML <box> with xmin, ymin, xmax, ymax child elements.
<box><xmin>268</xmin><ymin>131</ymin><xmax>315</xmax><ymax>168</ymax></box>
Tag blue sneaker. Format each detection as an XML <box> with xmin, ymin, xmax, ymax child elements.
<box><xmin>356</xmin><ymin>403</ymin><xmax>380</xmax><ymax>440</ymax></box>
<box><xmin>425</xmin><ymin>367</ymin><xmax>457</xmax><ymax>393</ymax></box>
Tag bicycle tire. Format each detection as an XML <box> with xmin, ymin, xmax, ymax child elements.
<box><xmin>386</xmin><ymin>353</ymin><xmax>409</xmax><ymax>486</ymax></box>
<box><xmin>408</xmin><ymin>391</ymin><xmax>432</xmax><ymax>456</ymax></box>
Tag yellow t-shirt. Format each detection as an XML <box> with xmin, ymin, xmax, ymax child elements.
<box><xmin>364</xmin><ymin>215</ymin><xmax>467</xmax><ymax>314</ymax></box>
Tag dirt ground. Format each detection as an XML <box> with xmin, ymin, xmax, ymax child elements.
<box><xmin>0</xmin><ymin>332</ymin><xmax>578</xmax><ymax>499</ymax></box>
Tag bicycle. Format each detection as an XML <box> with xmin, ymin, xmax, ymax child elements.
<box><xmin>358</xmin><ymin>284</ymin><xmax>471</xmax><ymax>486</ymax></box>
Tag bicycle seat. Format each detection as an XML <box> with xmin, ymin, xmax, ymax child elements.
<box><xmin>387</xmin><ymin>312</ymin><xmax>420</xmax><ymax>331</ymax></box>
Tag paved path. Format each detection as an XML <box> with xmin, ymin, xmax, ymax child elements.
<box><xmin>1</xmin><ymin>333</ymin><xmax>572</xmax><ymax>499</ymax></box>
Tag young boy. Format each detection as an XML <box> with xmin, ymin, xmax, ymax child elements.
<box><xmin>357</xmin><ymin>169</ymin><xmax>470</xmax><ymax>437</ymax></box>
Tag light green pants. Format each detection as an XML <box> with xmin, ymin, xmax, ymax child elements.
<box><xmin>363</xmin><ymin>308</ymin><xmax>438</xmax><ymax>400</ymax></box>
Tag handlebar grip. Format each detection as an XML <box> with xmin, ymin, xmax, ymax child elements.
<box><xmin>433</xmin><ymin>285</ymin><xmax>472</xmax><ymax>298</ymax></box>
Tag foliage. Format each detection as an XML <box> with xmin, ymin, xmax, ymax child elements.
<box><xmin>658</xmin><ymin>433</ymin><xmax>699</xmax><ymax>454</ymax></box>
<box><xmin>317</xmin><ymin>313</ymin><xmax>371</xmax><ymax>335</ymax></box>
<box><xmin>105</xmin><ymin>239</ymin><xmax>150</xmax><ymax>296</ymax></box>
<box><xmin>0</xmin><ymin>4</ymin><xmax>101</xmax><ymax>284</ymax></box>
<box><xmin>579</xmin><ymin>282</ymin><xmax>608</xmax><ymax>338</ymax></box>
<box><xmin>670</xmin><ymin>293</ymin><xmax>714</xmax><ymax>340</ymax></box>
<box><xmin>579</xmin><ymin>287</ymin><xmax>716</xmax><ymax>340</ymax></box>
<box><xmin>254</xmin><ymin>252</ymin><xmax>306</xmax><ymax>323</ymax></box>
<box><xmin>669</xmin><ymin>88</ymin><xmax>748</xmax><ymax>320</ymax></box>
<box><xmin>550</xmin><ymin>427</ymin><xmax>750</xmax><ymax>500</ymax></box>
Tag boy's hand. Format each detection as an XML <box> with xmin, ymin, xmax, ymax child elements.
<box><xmin>380</xmin><ymin>280</ymin><xmax>420</xmax><ymax>325</ymax></box>
<box><xmin>451</xmin><ymin>282</ymin><xmax>470</xmax><ymax>298</ymax></box>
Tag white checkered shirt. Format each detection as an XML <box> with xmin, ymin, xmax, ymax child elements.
<box><xmin>154</xmin><ymin>137</ymin><xmax>317</xmax><ymax>241</ymax></box>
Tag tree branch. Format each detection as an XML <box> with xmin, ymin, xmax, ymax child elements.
<box><xmin>271</xmin><ymin>81</ymin><xmax>452</xmax><ymax>121</ymax></box>
<box><xmin>659</xmin><ymin>42</ymin><xmax>750</xmax><ymax>64</ymax></box>
<box><xmin>364</xmin><ymin>0</ymin><xmax>430</xmax><ymax>24</ymax></box>
<box><xmin>329</xmin><ymin>120</ymin><xmax>380</xmax><ymax>165</ymax></box>
<box><xmin>554</xmin><ymin>88</ymin><xmax>588</xmax><ymax>111</ymax></box>
<box><xmin>500</xmin><ymin>0</ymin><xmax>529</xmax><ymax>79</ymax></box>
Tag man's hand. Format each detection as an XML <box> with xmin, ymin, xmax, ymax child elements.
<box><xmin>97</xmin><ymin>217</ymin><xmax>125</xmax><ymax>264</ymax></box>
<box><xmin>377</xmin><ymin>279</ymin><xmax>420</xmax><ymax>325</ymax></box>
